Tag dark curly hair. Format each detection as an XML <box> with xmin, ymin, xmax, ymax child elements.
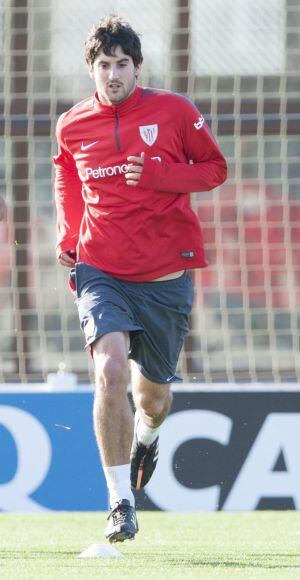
<box><xmin>85</xmin><ymin>14</ymin><xmax>143</xmax><ymax>69</ymax></box>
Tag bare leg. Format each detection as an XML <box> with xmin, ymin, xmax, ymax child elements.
<box><xmin>130</xmin><ymin>361</ymin><xmax>173</xmax><ymax>489</ymax></box>
<box><xmin>93</xmin><ymin>332</ymin><xmax>133</xmax><ymax>466</ymax></box>
<box><xmin>131</xmin><ymin>360</ymin><xmax>173</xmax><ymax>428</ymax></box>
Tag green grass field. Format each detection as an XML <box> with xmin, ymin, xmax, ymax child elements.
<box><xmin>0</xmin><ymin>512</ymin><xmax>300</xmax><ymax>579</ymax></box>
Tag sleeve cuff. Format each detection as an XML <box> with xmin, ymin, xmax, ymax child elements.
<box><xmin>138</xmin><ymin>155</ymin><xmax>161</xmax><ymax>189</ymax></box>
<box><xmin>56</xmin><ymin>243</ymin><xmax>77</xmax><ymax>260</ymax></box>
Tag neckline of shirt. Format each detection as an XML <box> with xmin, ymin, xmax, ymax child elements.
<box><xmin>93</xmin><ymin>86</ymin><xmax>142</xmax><ymax>115</ymax></box>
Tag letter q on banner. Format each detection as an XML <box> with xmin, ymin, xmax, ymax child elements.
<box><xmin>0</xmin><ymin>406</ymin><xmax>52</xmax><ymax>512</ymax></box>
<box><xmin>145</xmin><ymin>410</ymin><xmax>233</xmax><ymax>512</ymax></box>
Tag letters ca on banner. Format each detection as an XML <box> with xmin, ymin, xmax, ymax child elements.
<box><xmin>1</xmin><ymin>390</ymin><xmax>300</xmax><ymax>512</ymax></box>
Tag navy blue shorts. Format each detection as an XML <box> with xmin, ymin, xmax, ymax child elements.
<box><xmin>70</xmin><ymin>263</ymin><xmax>194</xmax><ymax>384</ymax></box>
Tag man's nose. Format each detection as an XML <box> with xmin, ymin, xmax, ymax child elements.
<box><xmin>108</xmin><ymin>67</ymin><xmax>119</xmax><ymax>79</ymax></box>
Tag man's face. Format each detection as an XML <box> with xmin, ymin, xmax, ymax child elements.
<box><xmin>90</xmin><ymin>45</ymin><xmax>141</xmax><ymax>105</ymax></box>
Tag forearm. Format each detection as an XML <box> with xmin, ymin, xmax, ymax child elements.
<box><xmin>138</xmin><ymin>155</ymin><xmax>227</xmax><ymax>193</ymax></box>
<box><xmin>54</xmin><ymin>155</ymin><xmax>84</xmax><ymax>257</ymax></box>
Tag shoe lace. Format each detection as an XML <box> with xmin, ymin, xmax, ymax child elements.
<box><xmin>107</xmin><ymin>502</ymin><xmax>131</xmax><ymax>525</ymax></box>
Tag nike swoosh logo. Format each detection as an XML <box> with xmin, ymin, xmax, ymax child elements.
<box><xmin>81</xmin><ymin>140</ymin><xmax>99</xmax><ymax>151</ymax></box>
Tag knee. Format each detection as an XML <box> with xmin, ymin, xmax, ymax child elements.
<box><xmin>94</xmin><ymin>355</ymin><xmax>129</xmax><ymax>400</ymax></box>
<box><xmin>136</xmin><ymin>391</ymin><xmax>172</xmax><ymax>419</ymax></box>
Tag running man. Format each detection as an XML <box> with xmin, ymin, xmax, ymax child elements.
<box><xmin>53</xmin><ymin>14</ymin><xmax>227</xmax><ymax>542</ymax></box>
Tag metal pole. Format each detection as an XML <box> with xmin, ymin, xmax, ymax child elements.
<box><xmin>10</xmin><ymin>0</ymin><xmax>30</xmax><ymax>380</ymax></box>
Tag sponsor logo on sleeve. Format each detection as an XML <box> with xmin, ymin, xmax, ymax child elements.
<box><xmin>194</xmin><ymin>115</ymin><xmax>205</xmax><ymax>130</ymax></box>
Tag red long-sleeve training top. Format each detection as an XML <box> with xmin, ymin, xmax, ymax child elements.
<box><xmin>53</xmin><ymin>86</ymin><xmax>227</xmax><ymax>281</ymax></box>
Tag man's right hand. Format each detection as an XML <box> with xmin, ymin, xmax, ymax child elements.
<box><xmin>58</xmin><ymin>251</ymin><xmax>76</xmax><ymax>267</ymax></box>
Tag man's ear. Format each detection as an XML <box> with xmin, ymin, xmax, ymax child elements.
<box><xmin>135</xmin><ymin>63</ymin><xmax>142</xmax><ymax>79</ymax></box>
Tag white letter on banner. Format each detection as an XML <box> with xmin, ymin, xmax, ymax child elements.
<box><xmin>223</xmin><ymin>413</ymin><xmax>300</xmax><ymax>510</ymax></box>
<box><xmin>145</xmin><ymin>410</ymin><xmax>232</xmax><ymax>512</ymax></box>
<box><xmin>0</xmin><ymin>406</ymin><xmax>52</xmax><ymax>512</ymax></box>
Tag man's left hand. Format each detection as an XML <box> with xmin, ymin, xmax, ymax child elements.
<box><xmin>125</xmin><ymin>152</ymin><xmax>145</xmax><ymax>186</ymax></box>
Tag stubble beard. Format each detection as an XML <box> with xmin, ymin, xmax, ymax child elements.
<box><xmin>101</xmin><ymin>78</ymin><xmax>137</xmax><ymax>105</ymax></box>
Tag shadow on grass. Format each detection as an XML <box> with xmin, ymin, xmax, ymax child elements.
<box><xmin>120</xmin><ymin>551</ymin><xmax>300</xmax><ymax>570</ymax></box>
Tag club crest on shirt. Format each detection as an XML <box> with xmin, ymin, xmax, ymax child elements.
<box><xmin>139</xmin><ymin>124</ymin><xmax>158</xmax><ymax>146</ymax></box>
